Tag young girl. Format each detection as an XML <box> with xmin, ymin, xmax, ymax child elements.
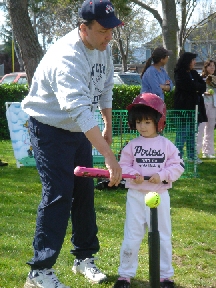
<box><xmin>197</xmin><ymin>60</ymin><xmax>216</xmax><ymax>158</ymax></box>
<box><xmin>113</xmin><ymin>93</ymin><xmax>184</xmax><ymax>288</ymax></box>
<box><xmin>141</xmin><ymin>46</ymin><xmax>173</xmax><ymax>100</ymax></box>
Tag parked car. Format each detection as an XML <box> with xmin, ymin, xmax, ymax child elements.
<box><xmin>0</xmin><ymin>72</ymin><xmax>27</xmax><ymax>84</ymax></box>
<box><xmin>114</xmin><ymin>72</ymin><xmax>141</xmax><ymax>86</ymax></box>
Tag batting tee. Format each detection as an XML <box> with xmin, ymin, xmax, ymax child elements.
<box><xmin>93</xmin><ymin>109</ymin><xmax>198</xmax><ymax>178</ymax></box>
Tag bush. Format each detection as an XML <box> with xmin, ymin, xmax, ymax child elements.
<box><xmin>164</xmin><ymin>86</ymin><xmax>175</xmax><ymax>110</ymax></box>
<box><xmin>112</xmin><ymin>85</ymin><xmax>141</xmax><ymax>110</ymax></box>
<box><xmin>0</xmin><ymin>84</ymin><xmax>175</xmax><ymax>140</ymax></box>
<box><xmin>0</xmin><ymin>84</ymin><xmax>29</xmax><ymax>139</ymax></box>
<box><xmin>112</xmin><ymin>84</ymin><xmax>175</xmax><ymax>110</ymax></box>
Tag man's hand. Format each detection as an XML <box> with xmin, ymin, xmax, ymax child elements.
<box><xmin>85</xmin><ymin>125</ymin><xmax>121</xmax><ymax>186</ymax></box>
<box><xmin>105</xmin><ymin>155</ymin><xmax>122</xmax><ymax>187</ymax></box>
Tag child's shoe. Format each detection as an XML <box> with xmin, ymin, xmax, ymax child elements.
<box><xmin>113</xmin><ymin>278</ymin><xmax>130</xmax><ymax>288</ymax></box>
<box><xmin>160</xmin><ymin>278</ymin><xmax>175</xmax><ymax>288</ymax></box>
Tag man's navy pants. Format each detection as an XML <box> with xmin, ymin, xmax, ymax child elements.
<box><xmin>27</xmin><ymin>117</ymin><xmax>99</xmax><ymax>269</ymax></box>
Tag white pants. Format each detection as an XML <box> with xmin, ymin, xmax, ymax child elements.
<box><xmin>197</xmin><ymin>102</ymin><xmax>216</xmax><ymax>155</ymax></box>
<box><xmin>118</xmin><ymin>189</ymin><xmax>174</xmax><ymax>279</ymax></box>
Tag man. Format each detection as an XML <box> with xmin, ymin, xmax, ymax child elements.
<box><xmin>22</xmin><ymin>1</ymin><xmax>122</xmax><ymax>287</ymax></box>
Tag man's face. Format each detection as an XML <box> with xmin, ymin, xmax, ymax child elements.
<box><xmin>80</xmin><ymin>21</ymin><xmax>113</xmax><ymax>51</ymax></box>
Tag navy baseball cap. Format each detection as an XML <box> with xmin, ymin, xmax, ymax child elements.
<box><xmin>79</xmin><ymin>0</ymin><xmax>122</xmax><ymax>29</ymax></box>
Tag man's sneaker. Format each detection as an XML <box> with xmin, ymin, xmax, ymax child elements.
<box><xmin>160</xmin><ymin>278</ymin><xmax>175</xmax><ymax>288</ymax></box>
<box><xmin>24</xmin><ymin>268</ymin><xmax>70</xmax><ymax>288</ymax></box>
<box><xmin>72</xmin><ymin>257</ymin><xmax>107</xmax><ymax>284</ymax></box>
<box><xmin>113</xmin><ymin>279</ymin><xmax>130</xmax><ymax>288</ymax></box>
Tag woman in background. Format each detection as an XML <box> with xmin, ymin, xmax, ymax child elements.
<box><xmin>174</xmin><ymin>52</ymin><xmax>207</xmax><ymax>163</ymax></box>
<box><xmin>197</xmin><ymin>60</ymin><xmax>216</xmax><ymax>158</ymax></box>
<box><xmin>141</xmin><ymin>46</ymin><xmax>173</xmax><ymax>101</ymax></box>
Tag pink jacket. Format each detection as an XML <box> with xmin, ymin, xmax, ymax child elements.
<box><xmin>119</xmin><ymin>135</ymin><xmax>184</xmax><ymax>194</ymax></box>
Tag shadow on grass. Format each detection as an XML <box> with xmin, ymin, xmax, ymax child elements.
<box><xmin>107</xmin><ymin>275</ymin><xmax>185</xmax><ymax>288</ymax></box>
<box><xmin>107</xmin><ymin>274</ymin><xmax>150</xmax><ymax>287</ymax></box>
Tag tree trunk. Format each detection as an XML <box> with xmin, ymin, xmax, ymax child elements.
<box><xmin>178</xmin><ymin>0</ymin><xmax>187</xmax><ymax>56</ymax></box>
<box><xmin>14</xmin><ymin>37</ymin><xmax>24</xmax><ymax>71</ymax></box>
<box><xmin>161</xmin><ymin>0</ymin><xmax>179</xmax><ymax>83</ymax></box>
<box><xmin>132</xmin><ymin>0</ymin><xmax>178</xmax><ymax>83</ymax></box>
<box><xmin>6</xmin><ymin>0</ymin><xmax>44</xmax><ymax>86</ymax></box>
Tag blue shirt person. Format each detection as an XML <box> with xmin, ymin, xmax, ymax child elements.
<box><xmin>141</xmin><ymin>47</ymin><xmax>173</xmax><ymax>101</ymax></box>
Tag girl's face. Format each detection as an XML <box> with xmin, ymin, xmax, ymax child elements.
<box><xmin>189</xmin><ymin>58</ymin><xmax>196</xmax><ymax>70</ymax></box>
<box><xmin>136</xmin><ymin>118</ymin><xmax>157</xmax><ymax>138</ymax></box>
<box><xmin>206</xmin><ymin>61</ymin><xmax>215</xmax><ymax>75</ymax></box>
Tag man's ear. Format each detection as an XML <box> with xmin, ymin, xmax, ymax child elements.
<box><xmin>80</xmin><ymin>23</ymin><xmax>88</xmax><ymax>36</ymax></box>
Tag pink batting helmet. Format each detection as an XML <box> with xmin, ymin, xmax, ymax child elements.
<box><xmin>127</xmin><ymin>93</ymin><xmax>166</xmax><ymax>132</ymax></box>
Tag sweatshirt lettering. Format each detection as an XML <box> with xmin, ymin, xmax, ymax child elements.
<box><xmin>134</xmin><ymin>146</ymin><xmax>165</xmax><ymax>164</ymax></box>
<box><xmin>134</xmin><ymin>146</ymin><xmax>165</xmax><ymax>157</ymax></box>
<box><xmin>91</xmin><ymin>64</ymin><xmax>106</xmax><ymax>76</ymax></box>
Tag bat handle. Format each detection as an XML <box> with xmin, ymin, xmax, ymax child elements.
<box><xmin>122</xmin><ymin>174</ymin><xmax>150</xmax><ymax>180</ymax></box>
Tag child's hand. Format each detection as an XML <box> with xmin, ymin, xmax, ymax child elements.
<box><xmin>132</xmin><ymin>174</ymin><xmax>144</xmax><ymax>184</ymax></box>
<box><xmin>148</xmin><ymin>173</ymin><xmax>160</xmax><ymax>184</ymax></box>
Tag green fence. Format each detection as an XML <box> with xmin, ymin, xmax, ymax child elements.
<box><xmin>4</xmin><ymin>103</ymin><xmax>198</xmax><ymax>177</ymax></box>
<box><xmin>93</xmin><ymin>109</ymin><xmax>198</xmax><ymax>178</ymax></box>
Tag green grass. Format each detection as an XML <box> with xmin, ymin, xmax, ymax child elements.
<box><xmin>0</xmin><ymin>140</ymin><xmax>216</xmax><ymax>288</ymax></box>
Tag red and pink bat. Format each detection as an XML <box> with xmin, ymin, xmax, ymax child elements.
<box><xmin>74</xmin><ymin>166</ymin><xmax>151</xmax><ymax>180</ymax></box>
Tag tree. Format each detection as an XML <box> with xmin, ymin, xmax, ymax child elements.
<box><xmin>131</xmin><ymin>0</ymin><xmax>178</xmax><ymax>81</ymax></box>
<box><xmin>130</xmin><ymin>0</ymin><xmax>216</xmax><ymax>81</ymax></box>
<box><xmin>0</xmin><ymin>5</ymin><xmax>25</xmax><ymax>72</ymax></box>
<box><xmin>5</xmin><ymin>0</ymin><xmax>84</xmax><ymax>85</ymax></box>
<box><xmin>112</xmin><ymin>2</ymin><xmax>160</xmax><ymax>71</ymax></box>
<box><xmin>5</xmin><ymin>0</ymin><xmax>131</xmax><ymax>85</ymax></box>
<box><xmin>182</xmin><ymin>0</ymin><xmax>216</xmax><ymax>60</ymax></box>
<box><xmin>29</xmin><ymin>0</ymin><xmax>80</xmax><ymax>52</ymax></box>
<box><xmin>188</xmin><ymin>15</ymin><xmax>216</xmax><ymax>61</ymax></box>
<box><xmin>111</xmin><ymin>3</ymin><xmax>135</xmax><ymax>71</ymax></box>
<box><xmin>6</xmin><ymin>0</ymin><xmax>44</xmax><ymax>85</ymax></box>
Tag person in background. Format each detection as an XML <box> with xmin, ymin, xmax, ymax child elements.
<box><xmin>140</xmin><ymin>46</ymin><xmax>174</xmax><ymax>101</ymax></box>
<box><xmin>0</xmin><ymin>159</ymin><xmax>8</xmax><ymax>166</ymax></box>
<box><xmin>174</xmin><ymin>52</ymin><xmax>207</xmax><ymax>163</ymax></box>
<box><xmin>113</xmin><ymin>93</ymin><xmax>184</xmax><ymax>288</ymax></box>
<box><xmin>21</xmin><ymin>0</ymin><xmax>122</xmax><ymax>287</ymax></box>
<box><xmin>197</xmin><ymin>60</ymin><xmax>216</xmax><ymax>158</ymax></box>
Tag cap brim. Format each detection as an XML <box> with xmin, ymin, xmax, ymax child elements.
<box><xmin>96</xmin><ymin>16</ymin><xmax>122</xmax><ymax>29</ymax></box>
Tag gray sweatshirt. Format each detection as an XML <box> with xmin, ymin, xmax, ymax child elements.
<box><xmin>21</xmin><ymin>28</ymin><xmax>114</xmax><ymax>133</ymax></box>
